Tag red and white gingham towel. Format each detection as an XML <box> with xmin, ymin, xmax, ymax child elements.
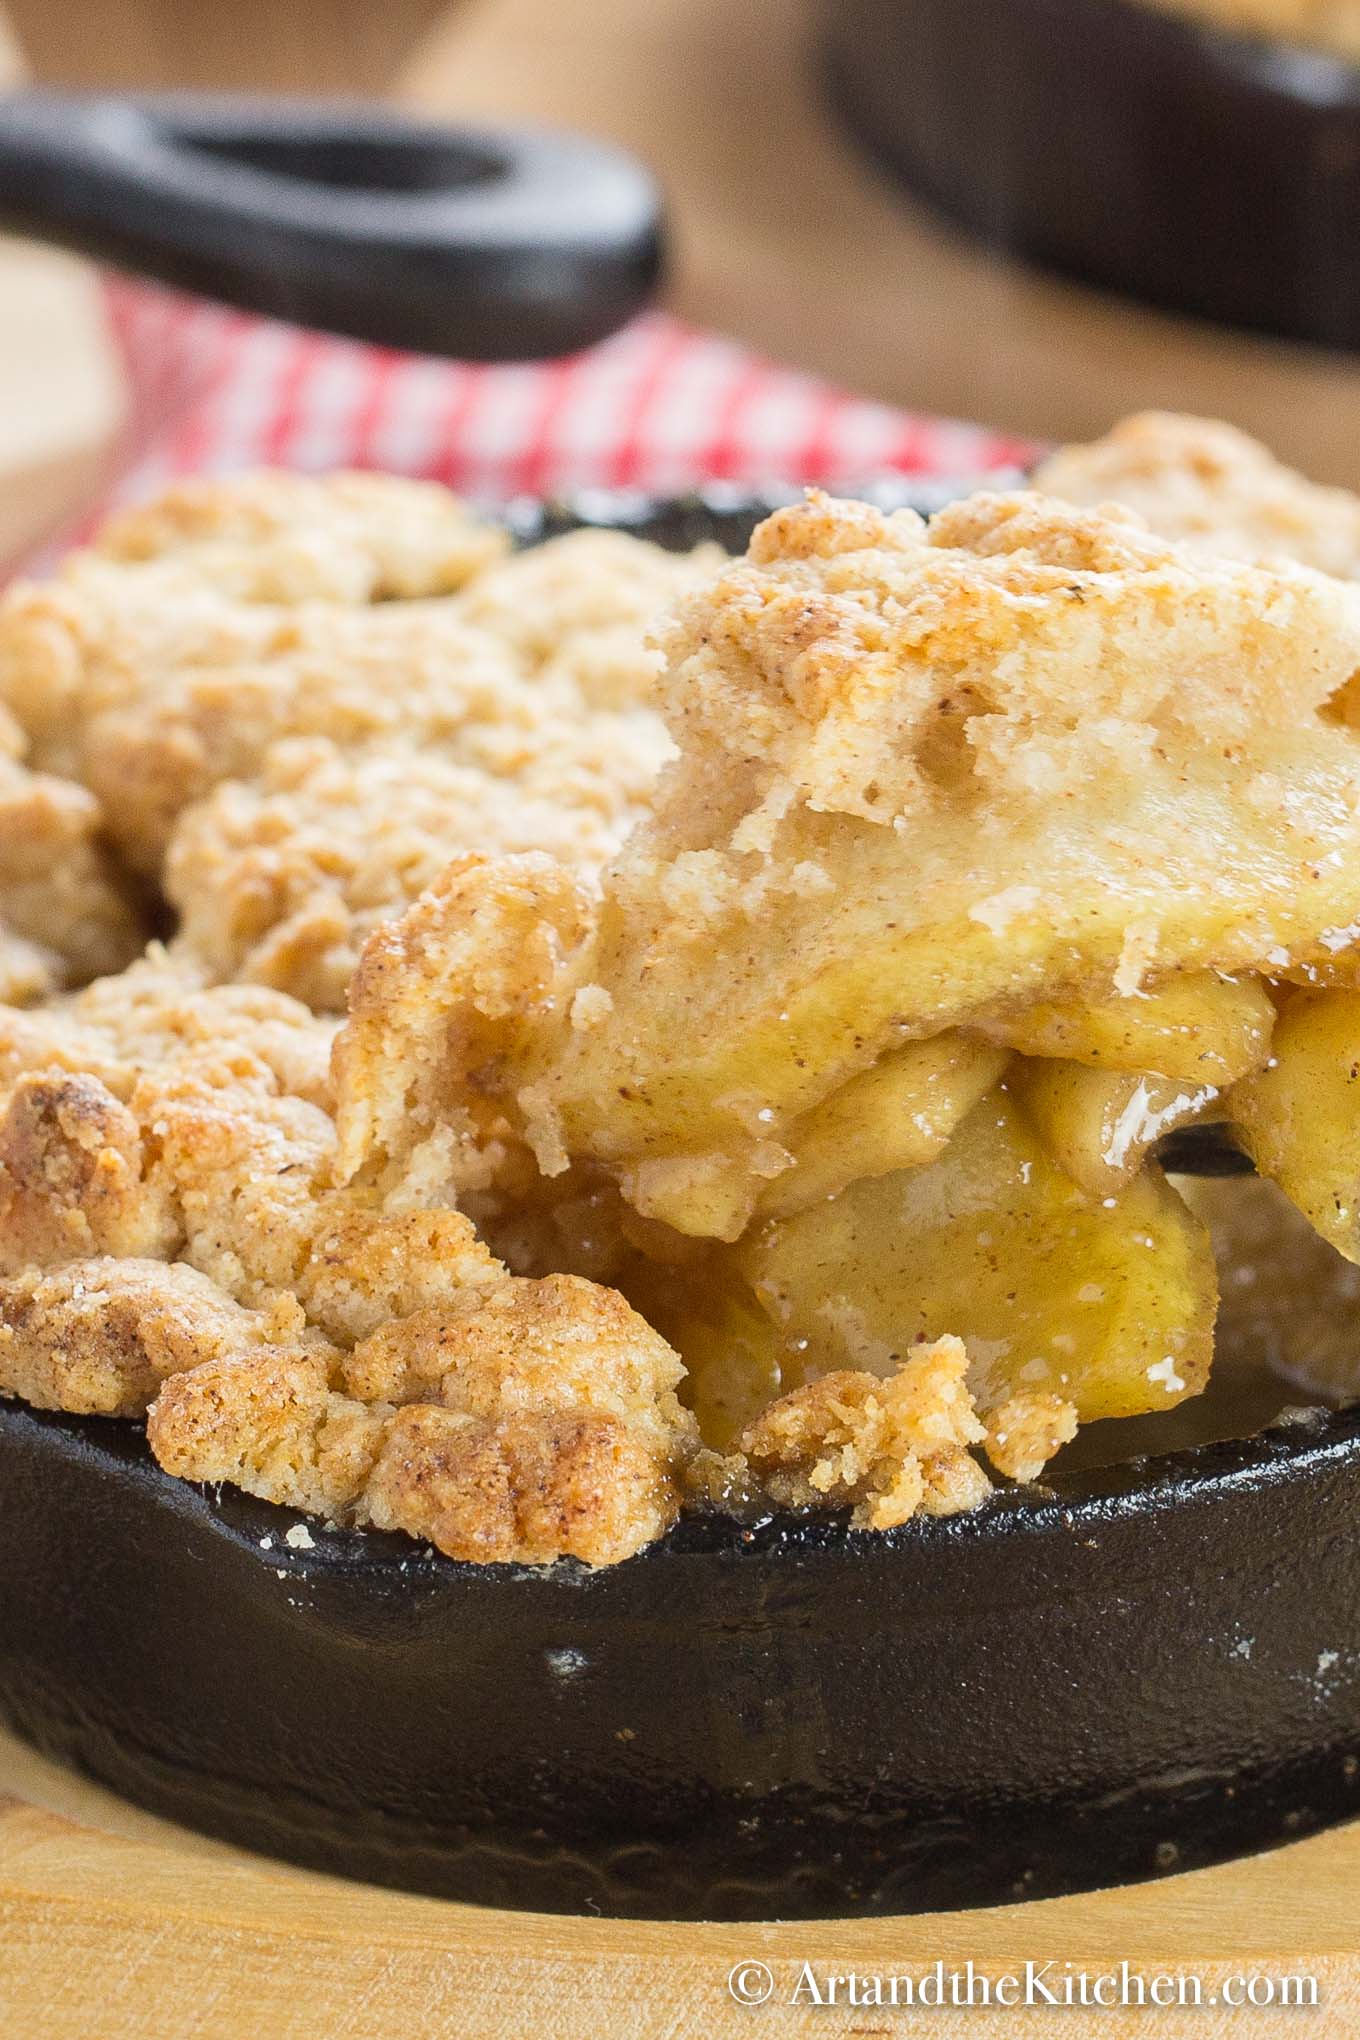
<box><xmin>97</xmin><ymin>278</ymin><xmax>1033</xmax><ymax>516</ymax></box>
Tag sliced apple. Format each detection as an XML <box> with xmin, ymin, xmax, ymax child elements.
<box><xmin>741</xmin><ymin>1090</ymin><xmax>1217</xmax><ymax>1423</ymax></box>
<box><xmin>983</xmin><ymin>972</ymin><xmax>1274</xmax><ymax>1084</ymax></box>
<box><xmin>1232</xmin><ymin>988</ymin><xmax>1360</xmax><ymax>1261</ymax></box>
<box><xmin>1012</xmin><ymin>1056</ymin><xmax>1217</xmax><ymax>1197</ymax></box>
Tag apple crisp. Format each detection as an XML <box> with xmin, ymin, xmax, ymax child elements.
<box><xmin>6</xmin><ymin>447</ymin><xmax>1360</xmax><ymax>1568</ymax></box>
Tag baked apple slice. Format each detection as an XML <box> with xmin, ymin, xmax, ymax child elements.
<box><xmin>1232</xmin><ymin>989</ymin><xmax>1360</xmax><ymax>1261</ymax></box>
<box><xmin>740</xmin><ymin>1089</ymin><xmax>1217</xmax><ymax>1428</ymax></box>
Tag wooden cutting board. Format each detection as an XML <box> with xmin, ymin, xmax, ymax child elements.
<box><xmin>5</xmin><ymin>4</ymin><xmax>1360</xmax><ymax>2032</ymax></box>
<box><xmin>6</xmin><ymin>1719</ymin><xmax>1360</xmax><ymax>2038</ymax></box>
<box><xmin>0</xmin><ymin>15</ymin><xmax>127</xmax><ymax>567</ymax></box>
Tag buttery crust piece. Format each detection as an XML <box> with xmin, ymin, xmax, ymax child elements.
<box><xmin>0</xmin><ymin>484</ymin><xmax>692</xmax><ymax>870</ymax></box>
<box><xmin>456</xmin><ymin>527</ymin><xmax>726</xmax><ymax>708</ymax></box>
<box><xmin>0</xmin><ymin>1258</ymin><xmax>307</xmax><ymax>1418</ymax></box>
<box><xmin>332</xmin><ymin>852</ymin><xmax>596</xmax><ymax>1204</ymax></box>
<box><xmin>92</xmin><ymin>469</ymin><xmax>510</xmax><ymax>603</ymax></box>
<box><xmin>484</xmin><ymin>490</ymin><xmax>1360</xmax><ymax>1210</ymax></box>
<box><xmin>147</xmin><ymin>1273</ymin><xmax>694</xmax><ymax>1566</ymax></box>
<box><xmin>0</xmin><ymin>703</ymin><xmax>142</xmax><ymax>1002</ymax></box>
<box><xmin>1035</xmin><ymin>411</ymin><xmax>1360</xmax><ymax>578</ymax></box>
<box><xmin>983</xmin><ymin>1392</ymin><xmax>1080</xmax><ymax>1484</ymax></box>
<box><xmin>0</xmin><ymin>584</ymin><xmax>608</xmax><ymax>875</ymax></box>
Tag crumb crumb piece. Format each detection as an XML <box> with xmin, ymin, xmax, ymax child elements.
<box><xmin>284</xmin><ymin>1523</ymin><xmax>316</xmax><ymax>1551</ymax></box>
<box><xmin>983</xmin><ymin>1391</ymin><xmax>1079</xmax><ymax>1482</ymax></box>
<box><xmin>737</xmin><ymin>1337</ymin><xmax>991</xmax><ymax>1530</ymax></box>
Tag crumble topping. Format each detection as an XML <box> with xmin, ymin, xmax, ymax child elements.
<box><xmin>6</xmin><ymin>453</ymin><xmax>1360</xmax><ymax>1567</ymax></box>
<box><xmin>0</xmin><ymin>478</ymin><xmax>696</xmax><ymax>1009</ymax></box>
<box><xmin>1036</xmin><ymin>411</ymin><xmax>1360</xmax><ymax>579</ymax></box>
<box><xmin>91</xmin><ymin>468</ymin><xmax>511</xmax><ymax>602</ymax></box>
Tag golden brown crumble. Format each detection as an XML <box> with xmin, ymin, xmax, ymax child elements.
<box><xmin>983</xmin><ymin>1393</ymin><xmax>1080</xmax><ymax>1484</ymax></box>
<box><xmin>0</xmin><ymin>479</ymin><xmax>692</xmax><ymax>1009</ymax></box>
<box><xmin>736</xmin><ymin>1339</ymin><xmax>992</xmax><ymax>1530</ymax></box>
<box><xmin>0</xmin><ymin>463</ymin><xmax>709</xmax><ymax>1573</ymax></box>
<box><xmin>92</xmin><ymin>468</ymin><xmax>510</xmax><ymax>601</ymax></box>
<box><xmin>455</xmin><ymin>525</ymin><xmax>725</xmax><ymax>709</ymax></box>
<box><xmin>9</xmin><ymin>459</ymin><xmax>1360</xmax><ymax>1568</ymax></box>
<box><xmin>164</xmin><ymin>733</ymin><xmax>657</xmax><ymax>1011</ymax></box>
<box><xmin>1036</xmin><ymin>411</ymin><xmax>1360</xmax><ymax>579</ymax></box>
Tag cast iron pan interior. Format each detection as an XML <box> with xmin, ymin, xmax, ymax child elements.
<box><xmin>820</xmin><ymin>0</ymin><xmax>1360</xmax><ymax>351</ymax></box>
<box><xmin>2</xmin><ymin>484</ymin><xmax>1359</xmax><ymax>1922</ymax></box>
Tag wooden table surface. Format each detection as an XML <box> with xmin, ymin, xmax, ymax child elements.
<box><xmin>4</xmin><ymin>3</ymin><xmax>1360</xmax><ymax>2032</ymax></box>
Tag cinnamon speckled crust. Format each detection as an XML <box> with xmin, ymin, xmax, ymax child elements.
<box><xmin>93</xmin><ymin>469</ymin><xmax>510</xmax><ymax>602</ymax></box>
<box><xmin>0</xmin><ymin>1258</ymin><xmax>299</xmax><ymax>1418</ymax></box>
<box><xmin>455</xmin><ymin>527</ymin><xmax>726</xmax><ymax>708</ymax></box>
<box><xmin>0</xmin><ymin>587</ymin><xmax>576</xmax><ymax>875</ymax></box>
<box><xmin>0</xmin><ymin>1071</ymin><xmax>176</xmax><ymax>1269</ymax></box>
<box><xmin>0</xmin><ymin>477</ymin><xmax>693</xmax><ymax>1012</ymax></box>
<box><xmin>1036</xmin><ymin>412</ymin><xmax>1360</xmax><ymax>578</ymax></box>
<box><xmin>0</xmin><ymin>476</ymin><xmax>719</xmax><ymax>1565</ymax></box>
<box><xmin>737</xmin><ymin>1338</ymin><xmax>992</xmax><ymax>1530</ymax></box>
<box><xmin>0</xmin><ymin>940</ymin><xmax>694</xmax><ymax>1567</ymax></box>
<box><xmin>0</xmin><ymin>486</ymin><xmax>682</xmax><ymax>893</ymax></box>
<box><xmin>146</xmin><ymin>1274</ymin><xmax>695</xmax><ymax>1567</ymax></box>
<box><xmin>0</xmin><ymin>705</ymin><xmax>142</xmax><ymax>1000</ymax></box>
<box><xmin>363</xmin><ymin>1404</ymin><xmax>681</xmax><ymax>1569</ymax></box>
<box><xmin>0</xmin><ymin>922</ymin><xmax>696</xmax><ymax>1567</ymax></box>
<box><xmin>164</xmin><ymin>730</ymin><xmax>656</xmax><ymax>1012</ymax></box>
<box><xmin>341</xmin><ymin>1272</ymin><xmax>696</xmax><ymax>1463</ymax></box>
<box><xmin>148</xmin><ymin>1347</ymin><xmax>391</xmax><ymax>1519</ymax></box>
<box><xmin>332</xmin><ymin>852</ymin><xmax>596</xmax><ymax>1201</ymax></box>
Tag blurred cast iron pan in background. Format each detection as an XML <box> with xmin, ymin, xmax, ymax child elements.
<box><xmin>819</xmin><ymin>0</ymin><xmax>1360</xmax><ymax>351</ymax></box>
<box><xmin>2</xmin><ymin>486</ymin><xmax>1359</xmax><ymax>1925</ymax></box>
<box><xmin>0</xmin><ymin>90</ymin><xmax>662</xmax><ymax>358</ymax></box>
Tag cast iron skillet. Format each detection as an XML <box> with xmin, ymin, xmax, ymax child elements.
<box><xmin>819</xmin><ymin>0</ymin><xmax>1360</xmax><ymax>351</ymax></box>
<box><xmin>2</xmin><ymin>484</ymin><xmax>1359</xmax><ymax>1923</ymax></box>
<box><xmin>0</xmin><ymin>91</ymin><xmax>662</xmax><ymax>358</ymax></box>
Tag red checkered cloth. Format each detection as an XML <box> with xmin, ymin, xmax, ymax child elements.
<box><xmin>96</xmin><ymin>278</ymin><xmax>1033</xmax><ymax>514</ymax></box>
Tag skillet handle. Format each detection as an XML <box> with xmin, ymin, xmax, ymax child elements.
<box><xmin>0</xmin><ymin>91</ymin><xmax>664</xmax><ymax>360</ymax></box>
